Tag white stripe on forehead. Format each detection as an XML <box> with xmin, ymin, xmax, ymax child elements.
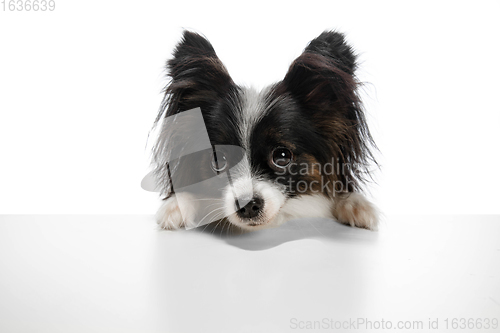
<box><xmin>238</xmin><ymin>86</ymin><xmax>271</xmax><ymax>150</ymax></box>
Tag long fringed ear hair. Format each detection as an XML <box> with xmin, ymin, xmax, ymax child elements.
<box><xmin>277</xmin><ymin>31</ymin><xmax>378</xmax><ymax>193</ymax></box>
<box><xmin>151</xmin><ymin>31</ymin><xmax>238</xmax><ymax>197</ymax></box>
<box><xmin>155</xmin><ymin>30</ymin><xmax>236</xmax><ymax>122</ymax></box>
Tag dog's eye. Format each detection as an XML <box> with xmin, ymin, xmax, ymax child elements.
<box><xmin>211</xmin><ymin>150</ymin><xmax>227</xmax><ymax>173</ymax></box>
<box><xmin>271</xmin><ymin>147</ymin><xmax>293</xmax><ymax>168</ymax></box>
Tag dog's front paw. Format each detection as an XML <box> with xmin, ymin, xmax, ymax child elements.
<box><xmin>333</xmin><ymin>193</ymin><xmax>379</xmax><ymax>230</ymax></box>
<box><xmin>156</xmin><ymin>196</ymin><xmax>186</xmax><ymax>230</ymax></box>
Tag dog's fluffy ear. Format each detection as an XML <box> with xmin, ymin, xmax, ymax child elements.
<box><xmin>159</xmin><ymin>31</ymin><xmax>235</xmax><ymax>118</ymax></box>
<box><xmin>282</xmin><ymin>31</ymin><xmax>359</xmax><ymax>110</ymax></box>
<box><xmin>280</xmin><ymin>31</ymin><xmax>376</xmax><ymax>191</ymax></box>
<box><xmin>303</xmin><ymin>31</ymin><xmax>357</xmax><ymax>75</ymax></box>
<box><xmin>171</xmin><ymin>30</ymin><xmax>217</xmax><ymax>59</ymax></box>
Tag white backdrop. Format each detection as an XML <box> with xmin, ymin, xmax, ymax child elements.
<box><xmin>1</xmin><ymin>0</ymin><xmax>499</xmax><ymax>214</ymax></box>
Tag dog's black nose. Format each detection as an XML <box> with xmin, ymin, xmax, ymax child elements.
<box><xmin>236</xmin><ymin>196</ymin><xmax>263</xmax><ymax>219</ymax></box>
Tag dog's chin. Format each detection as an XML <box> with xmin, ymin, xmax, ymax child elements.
<box><xmin>226</xmin><ymin>210</ymin><xmax>286</xmax><ymax>231</ymax></box>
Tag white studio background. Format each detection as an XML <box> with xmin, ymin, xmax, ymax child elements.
<box><xmin>0</xmin><ymin>0</ymin><xmax>499</xmax><ymax>215</ymax></box>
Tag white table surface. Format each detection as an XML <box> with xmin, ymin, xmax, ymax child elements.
<box><xmin>0</xmin><ymin>215</ymin><xmax>499</xmax><ymax>333</ymax></box>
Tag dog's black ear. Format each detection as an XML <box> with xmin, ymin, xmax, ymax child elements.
<box><xmin>282</xmin><ymin>31</ymin><xmax>359</xmax><ymax>110</ymax></box>
<box><xmin>173</xmin><ymin>30</ymin><xmax>217</xmax><ymax>57</ymax></box>
<box><xmin>160</xmin><ymin>31</ymin><xmax>235</xmax><ymax>118</ymax></box>
<box><xmin>304</xmin><ymin>31</ymin><xmax>357</xmax><ymax>75</ymax></box>
<box><xmin>280</xmin><ymin>31</ymin><xmax>376</xmax><ymax>191</ymax></box>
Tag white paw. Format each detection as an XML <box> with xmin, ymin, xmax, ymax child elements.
<box><xmin>156</xmin><ymin>196</ymin><xmax>186</xmax><ymax>230</ymax></box>
<box><xmin>333</xmin><ymin>193</ymin><xmax>379</xmax><ymax>230</ymax></box>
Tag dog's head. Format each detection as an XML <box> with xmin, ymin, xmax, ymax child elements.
<box><xmin>152</xmin><ymin>31</ymin><xmax>376</xmax><ymax>230</ymax></box>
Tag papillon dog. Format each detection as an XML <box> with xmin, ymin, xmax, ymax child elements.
<box><xmin>150</xmin><ymin>30</ymin><xmax>379</xmax><ymax>231</ymax></box>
